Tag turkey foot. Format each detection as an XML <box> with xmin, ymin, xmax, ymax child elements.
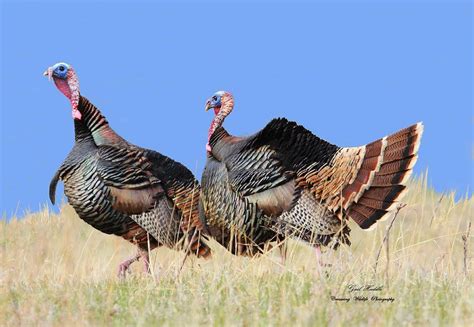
<box><xmin>117</xmin><ymin>252</ymin><xmax>140</xmax><ymax>278</ymax></box>
<box><xmin>117</xmin><ymin>248</ymin><xmax>151</xmax><ymax>278</ymax></box>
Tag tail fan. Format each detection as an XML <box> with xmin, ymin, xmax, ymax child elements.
<box><xmin>341</xmin><ymin>123</ymin><xmax>423</xmax><ymax>229</ymax></box>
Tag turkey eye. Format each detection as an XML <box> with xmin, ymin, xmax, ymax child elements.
<box><xmin>212</xmin><ymin>96</ymin><xmax>218</xmax><ymax>101</ymax></box>
<box><xmin>59</xmin><ymin>66</ymin><xmax>65</xmax><ymax>71</ymax></box>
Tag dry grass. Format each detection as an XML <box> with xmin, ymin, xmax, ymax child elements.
<box><xmin>1</xmin><ymin>174</ymin><xmax>473</xmax><ymax>326</ymax></box>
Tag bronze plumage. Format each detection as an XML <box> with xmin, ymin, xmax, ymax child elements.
<box><xmin>45</xmin><ymin>63</ymin><xmax>210</xmax><ymax>276</ymax></box>
<box><xmin>200</xmin><ymin>91</ymin><xmax>423</xmax><ymax>259</ymax></box>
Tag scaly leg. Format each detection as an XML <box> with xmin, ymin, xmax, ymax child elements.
<box><xmin>117</xmin><ymin>252</ymin><xmax>141</xmax><ymax>278</ymax></box>
<box><xmin>117</xmin><ymin>247</ymin><xmax>152</xmax><ymax>278</ymax></box>
<box><xmin>140</xmin><ymin>248</ymin><xmax>151</xmax><ymax>274</ymax></box>
<box><xmin>279</xmin><ymin>241</ymin><xmax>288</xmax><ymax>266</ymax></box>
<box><xmin>315</xmin><ymin>245</ymin><xmax>323</xmax><ymax>266</ymax></box>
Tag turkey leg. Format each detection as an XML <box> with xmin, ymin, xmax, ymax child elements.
<box><xmin>117</xmin><ymin>247</ymin><xmax>151</xmax><ymax>278</ymax></box>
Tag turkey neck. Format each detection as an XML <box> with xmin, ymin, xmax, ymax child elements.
<box><xmin>208</xmin><ymin>98</ymin><xmax>234</xmax><ymax>156</ymax></box>
<box><xmin>76</xmin><ymin>95</ymin><xmax>127</xmax><ymax>146</ymax></box>
<box><xmin>208</xmin><ymin>99</ymin><xmax>233</xmax><ymax>139</ymax></box>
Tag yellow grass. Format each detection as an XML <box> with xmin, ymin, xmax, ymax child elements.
<box><xmin>1</xmin><ymin>174</ymin><xmax>473</xmax><ymax>326</ymax></box>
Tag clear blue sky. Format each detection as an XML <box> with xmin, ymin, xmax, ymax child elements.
<box><xmin>1</xmin><ymin>0</ymin><xmax>472</xmax><ymax>218</ymax></box>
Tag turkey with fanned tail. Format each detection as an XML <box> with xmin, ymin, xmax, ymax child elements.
<box><xmin>44</xmin><ymin>62</ymin><xmax>210</xmax><ymax>277</ymax></box>
<box><xmin>200</xmin><ymin>90</ymin><xmax>423</xmax><ymax>262</ymax></box>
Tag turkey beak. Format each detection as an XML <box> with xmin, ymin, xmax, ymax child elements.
<box><xmin>205</xmin><ymin>99</ymin><xmax>212</xmax><ymax>111</ymax></box>
<box><xmin>43</xmin><ymin>67</ymin><xmax>53</xmax><ymax>81</ymax></box>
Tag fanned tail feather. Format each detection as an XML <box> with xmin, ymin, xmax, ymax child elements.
<box><xmin>342</xmin><ymin>123</ymin><xmax>423</xmax><ymax>229</ymax></box>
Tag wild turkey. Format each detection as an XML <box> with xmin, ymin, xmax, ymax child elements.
<box><xmin>200</xmin><ymin>90</ymin><xmax>423</xmax><ymax>260</ymax></box>
<box><xmin>44</xmin><ymin>62</ymin><xmax>210</xmax><ymax>276</ymax></box>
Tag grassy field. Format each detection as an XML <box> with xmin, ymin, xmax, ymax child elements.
<box><xmin>1</xmin><ymin>174</ymin><xmax>473</xmax><ymax>326</ymax></box>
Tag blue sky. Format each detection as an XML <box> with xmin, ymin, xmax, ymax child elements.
<box><xmin>1</xmin><ymin>0</ymin><xmax>472</xmax><ymax>218</ymax></box>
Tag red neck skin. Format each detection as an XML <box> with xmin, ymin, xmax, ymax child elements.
<box><xmin>53</xmin><ymin>68</ymin><xmax>81</xmax><ymax>120</ymax></box>
<box><xmin>207</xmin><ymin>94</ymin><xmax>234</xmax><ymax>153</ymax></box>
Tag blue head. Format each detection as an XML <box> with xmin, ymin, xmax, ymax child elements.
<box><xmin>205</xmin><ymin>91</ymin><xmax>226</xmax><ymax>113</ymax></box>
<box><xmin>48</xmin><ymin>62</ymin><xmax>70</xmax><ymax>80</ymax></box>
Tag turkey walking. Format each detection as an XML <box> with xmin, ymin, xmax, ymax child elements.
<box><xmin>200</xmin><ymin>90</ymin><xmax>423</xmax><ymax>261</ymax></box>
<box><xmin>44</xmin><ymin>62</ymin><xmax>210</xmax><ymax>277</ymax></box>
